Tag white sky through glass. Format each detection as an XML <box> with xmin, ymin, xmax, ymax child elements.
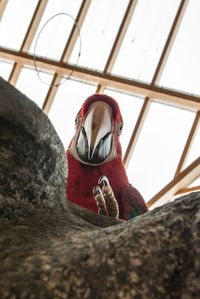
<box><xmin>16</xmin><ymin>66</ymin><xmax>53</xmax><ymax>108</ymax></box>
<box><xmin>104</xmin><ymin>88</ymin><xmax>144</xmax><ymax>157</ymax></box>
<box><xmin>0</xmin><ymin>60</ymin><xmax>14</xmax><ymax>80</ymax></box>
<box><xmin>160</xmin><ymin>0</ymin><xmax>200</xmax><ymax>95</ymax></box>
<box><xmin>127</xmin><ymin>102</ymin><xmax>195</xmax><ymax>200</ymax></box>
<box><xmin>0</xmin><ymin>0</ymin><xmax>38</xmax><ymax>50</ymax></box>
<box><xmin>29</xmin><ymin>0</ymin><xmax>82</xmax><ymax>60</ymax></box>
<box><xmin>184</xmin><ymin>125</ymin><xmax>200</xmax><ymax>168</ymax></box>
<box><xmin>69</xmin><ymin>0</ymin><xmax>129</xmax><ymax>70</ymax></box>
<box><xmin>112</xmin><ymin>0</ymin><xmax>181</xmax><ymax>82</ymax></box>
<box><xmin>189</xmin><ymin>176</ymin><xmax>200</xmax><ymax>187</ymax></box>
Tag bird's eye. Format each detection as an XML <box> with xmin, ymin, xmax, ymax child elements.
<box><xmin>75</xmin><ymin>116</ymin><xmax>81</xmax><ymax>127</ymax></box>
<box><xmin>117</xmin><ymin>123</ymin><xmax>123</xmax><ymax>135</ymax></box>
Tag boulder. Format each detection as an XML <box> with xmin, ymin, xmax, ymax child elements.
<box><xmin>0</xmin><ymin>77</ymin><xmax>199</xmax><ymax>299</ymax></box>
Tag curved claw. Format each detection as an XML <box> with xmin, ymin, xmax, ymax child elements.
<box><xmin>93</xmin><ymin>186</ymin><xmax>102</xmax><ymax>196</ymax></box>
<box><xmin>98</xmin><ymin>175</ymin><xmax>110</xmax><ymax>187</ymax></box>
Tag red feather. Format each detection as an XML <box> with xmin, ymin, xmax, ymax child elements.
<box><xmin>66</xmin><ymin>94</ymin><xmax>148</xmax><ymax>220</ymax></box>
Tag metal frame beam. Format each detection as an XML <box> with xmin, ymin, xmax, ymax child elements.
<box><xmin>0</xmin><ymin>48</ymin><xmax>199</xmax><ymax>111</ymax></box>
<box><xmin>175</xmin><ymin>185</ymin><xmax>200</xmax><ymax>196</ymax></box>
<box><xmin>123</xmin><ymin>97</ymin><xmax>151</xmax><ymax>167</ymax></box>
<box><xmin>0</xmin><ymin>0</ymin><xmax>8</xmax><ymax>21</ymax></box>
<box><xmin>97</xmin><ymin>0</ymin><xmax>138</xmax><ymax>94</ymax></box>
<box><xmin>104</xmin><ymin>0</ymin><xmax>138</xmax><ymax>74</ymax></box>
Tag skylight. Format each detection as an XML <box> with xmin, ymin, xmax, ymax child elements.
<box><xmin>126</xmin><ymin>101</ymin><xmax>195</xmax><ymax>200</ymax></box>
<box><xmin>69</xmin><ymin>0</ymin><xmax>129</xmax><ymax>70</ymax></box>
<box><xmin>104</xmin><ymin>88</ymin><xmax>144</xmax><ymax>156</ymax></box>
<box><xmin>159</xmin><ymin>0</ymin><xmax>200</xmax><ymax>95</ymax></box>
<box><xmin>29</xmin><ymin>0</ymin><xmax>82</xmax><ymax>60</ymax></box>
<box><xmin>16</xmin><ymin>65</ymin><xmax>54</xmax><ymax>108</ymax></box>
<box><xmin>112</xmin><ymin>0</ymin><xmax>181</xmax><ymax>82</ymax></box>
<box><xmin>0</xmin><ymin>60</ymin><xmax>14</xmax><ymax>80</ymax></box>
<box><xmin>0</xmin><ymin>0</ymin><xmax>38</xmax><ymax>50</ymax></box>
<box><xmin>185</xmin><ymin>125</ymin><xmax>200</xmax><ymax>168</ymax></box>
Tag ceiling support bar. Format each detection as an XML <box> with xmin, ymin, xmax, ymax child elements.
<box><xmin>0</xmin><ymin>0</ymin><xmax>8</xmax><ymax>21</ymax></box>
<box><xmin>1</xmin><ymin>48</ymin><xmax>199</xmax><ymax>111</ymax></box>
<box><xmin>175</xmin><ymin>185</ymin><xmax>200</xmax><ymax>196</ymax></box>
<box><xmin>96</xmin><ymin>0</ymin><xmax>138</xmax><ymax>94</ymax></box>
<box><xmin>123</xmin><ymin>97</ymin><xmax>151</xmax><ymax>167</ymax></box>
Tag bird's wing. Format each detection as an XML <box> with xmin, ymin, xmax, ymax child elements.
<box><xmin>120</xmin><ymin>184</ymin><xmax>148</xmax><ymax>220</ymax></box>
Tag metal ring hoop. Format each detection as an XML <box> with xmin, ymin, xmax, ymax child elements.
<box><xmin>33</xmin><ymin>12</ymin><xmax>82</xmax><ymax>87</ymax></box>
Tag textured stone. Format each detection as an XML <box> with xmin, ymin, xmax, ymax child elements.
<box><xmin>0</xmin><ymin>77</ymin><xmax>199</xmax><ymax>299</ymax></box>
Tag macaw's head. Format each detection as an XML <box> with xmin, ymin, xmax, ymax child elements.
<box><xmin>69</xmin><ymin>94</ymin><xmax>124</xmax><ymax>166</ymax></box>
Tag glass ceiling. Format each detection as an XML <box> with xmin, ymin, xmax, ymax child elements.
<box><xmin>0</xmin><ymin>0</ymin><xmax>38</xmax><ymax>50</ymax></box>
<box><xmin>126</xmin><ymin>102</ymin><xmax>195</xmax><ymax>199</ymax></box>
<box><xmin>29</xmin><ymin>0</ymin><xmax>82</xmax><ymax>60</ymax></box>
<box><xmin>159</xmin><ymin>0</ymin><xmax>200</xmax><ymax>95</ymax></box>
<box><xmin>0</xmin><ymin>0</ymin><xmax>199</xmax><ymax>207</ymax></box>
<box><xmin>69</xmin><ymin>0</ymin><xmax>129</xmax><ymax>70</ymax></box>
<box><xmin>112</xmin><ymin>0</ymin><xmax>180</xmax><ymax>82</ymax></box>
<box><xmin>185</xmin><ymin>124</ymin><xmax>200</xmax><ymax>168</ymax></box>
<box><xmin>16</xmin><ymin>65</ymin><xmax>54</xmax><ymax>107</ymax></box>
<box><xmin>0</xmin><ymin>59</ymin><xmax>14</xmax><ymax>80</ymax></box>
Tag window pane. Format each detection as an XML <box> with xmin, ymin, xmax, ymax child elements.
<box><xmin>104</xmin><ymin>88</ymin><xmax>144</xmax><ymax>157</ymax></box>
<box><xmin>29</xmin><ymin>0</ymin><xmax>82</xmax><ymax>60</ymax></box>
<box><xmin>184</xmin><ymin>124</ymin><xmax>200</xmax><ymax>168</ymax></box>
<box><xmin>127</xmin><ymin>101</ymin><xmax>195</xmax><ymax>201</ymax></box>
<box><xmin>112</xmin><ymin>0</ymin><xmax>180</xmax><ymax>82</ymax></box>
<box><xmin>159</xmin><ymin>0</ymin><xmax>200</xmax><ymax>95</ymax></box>
<box><xmin>0</xmin><ymin>0</ymin><xmax>38</xmax><ymax>50</ymax></box>
<box><xmin>48</xmin><ymin>79</ymin><xmax>96</xmax><ymax>149</ymax></box>
<box><xmin>0</xmin><ymin>60</ymin><xmax>14</xmax><ymax>80</ymax></box>
<box><xmin>189</xmin><ymin>176</ymin><xmax>200</xmax><ymax>187</ymax></box>
<box><xmin>69</xmin><ymin>0</ymin><xmax>129</xmax><ymax>70</ymax></box>
<box><xmin>16</xmin><ymin>66</ymin><xmax>53</xmax><ymax>108</ymax></box>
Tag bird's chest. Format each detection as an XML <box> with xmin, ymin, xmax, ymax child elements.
<box><xmin>67</xmin><ymin>165</ymin><xmax>108</xmax><ymax>212</ymax></box>
<box><xmin>66</xmin><ymin>153</ymin><xmax>128</xmax><ymax>215</ymax></box>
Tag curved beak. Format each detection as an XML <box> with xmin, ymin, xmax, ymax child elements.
<box><xmin>76</xmin><ymin>101</ymin><xmax>113</xmax><ymax>164</ymax></box>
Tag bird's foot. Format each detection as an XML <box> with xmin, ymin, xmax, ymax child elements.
<box><xmin>93</xmin><ymin>176</ymin><xmax>119</xmax><ymax>219</ymax></box>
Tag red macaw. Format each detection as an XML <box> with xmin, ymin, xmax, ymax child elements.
<box><xmin>66</xmin><ymin>94</ymin><xmax>148</xmax><ymax>220</ymax></box>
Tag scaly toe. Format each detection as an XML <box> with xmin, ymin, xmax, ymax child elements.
<box><xmin>93</xmin><ymin>185</ymin><xmax>107</xmax><ymax>216</ymax></box>
<box><xmin>98</xmin><ymin>175</ymin><xmax>110</xmax><ymax>187</ymax></box>
<box><xmin>93</xmin><ymin>186</ymin><xmax>102</xmax><ymax>196</ymax></box>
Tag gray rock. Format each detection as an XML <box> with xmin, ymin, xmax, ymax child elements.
<box><xmin>0</xmin><ymin>77</ymin><xmax>199</xmax><ymax>299</ymax></box>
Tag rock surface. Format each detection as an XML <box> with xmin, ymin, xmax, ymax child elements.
<box><xmin>0</xmin><ymin>77</ymin><xmax>199</xmax><ymax>299</ymax></box>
